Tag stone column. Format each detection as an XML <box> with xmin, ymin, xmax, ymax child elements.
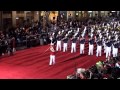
<box><xmin>0</xmin><ymin>11</ymin><xmax>2</xmax><ymax>30</ymax></box>
<box><xmin>92</xmin><ymin>11</ymin><xmax>96</xmax><ymax>17</ymax></box>
<box><xmin>34</xmin><ymin>11</ymin><xmax>39</xmax><ymax>22</ymax></box>
<box><xmin>12</xmin><ymin>11</ymin><xmax>17</xmax><ymax>27</ymax></box>
<box><xmin>84</xmin><ymin>11</ymin><xmax>88</xmax><ymax>18</ymax></box>
<box><xmin>98</xmin><ymin>11</ymin><xmax>101</xmax><ymax>17</ymax></box>
<box><xmin>104</xmin><ymin>11</ymin><xmax>108</xmax><ymax>16</ymax></box>
<box><xmin>24</xmin><ymin>11</ymin><xmax>27</xmax><ymax>20</ymax></box>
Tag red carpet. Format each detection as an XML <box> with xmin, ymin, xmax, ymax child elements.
<box><xmin>0</xmin><ymin>42</ymin><xmax>107</xmax><ymax>79</ymax></box>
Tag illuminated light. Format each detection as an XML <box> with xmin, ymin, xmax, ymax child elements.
<box><xmin>16</xmin><ymin>17</ymin><xmax>19</xmax><ymax>19</ymax></box>
<box><xmin>88</xmin><ymin>11</ymin><xmax>92</xmax><ymax>13</ymax></box>
<box><xmin>111</xmin><ymin>11</ymin><xmax>116</xmax><ymax>12</ymax></box>
<box><xmin>76</xmin><ymin>13</ymin><xmax>78</xmax><ymax>15</ymax></box>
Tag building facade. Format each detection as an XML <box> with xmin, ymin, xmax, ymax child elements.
<box><xmin>0</xmin><ymin>11</ymin><xmax>119</xmax><ymax>30</ymax></box>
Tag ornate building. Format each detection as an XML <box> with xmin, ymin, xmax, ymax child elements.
<box><xmin>0</xmin><ymin>11</ymin><xmax>119</xmax><ymax>30</ymax></box>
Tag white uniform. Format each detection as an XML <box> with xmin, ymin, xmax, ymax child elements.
<box><xmin>49</xmin><ymin>44</ymin><xmax>55</xmax><ymax>65</ymax></box>
<box><xmin>80</xmin><ymin>38</ymin><xmax>85</xmax><ymax>54</ymax></box>
<box><xmin>112</xmin><ymin>41</ymin><xmax>118</xmax><ymax>57</ymax></box>
<box><xmin>71</xmin><ymin>38</ymin><xmax>77</xmax><ymax>53</ymax></box>
<box><xmin>103</xmin><ymin>38</ymin><xmax>106</xmax><ymax>53</ymax></box>
<box><xmin>56</xmin><ymin>32</ymin><xmax>62</xmax><ymax>51</ymax></box>
<box><xmin>56</xmin><ymin>40</ymin><xmax>61</xmax><ymax>51</ymax></box>
<box><xmin>96</xmin><ymin>40</ymin><xmax>102</xmax><ymax>57</ymax></box>
<box><xmin>63</xmin><ymin>37</ymin><xmax>68</xmax><ymax>52</ymax></box>
<box><xmin>63</xmin><ymin>43</ymin><xmax>68</xmax><ymax>52</ymax></box>
<box><xmin>88</xmin><ymin>38</ymin><xmax>94</xmax><ymax>55</ymax></box>
<box><xmin>106</xmin><ymin>40</ymin><xmax>111</xmax><ymax>58</ymax></box>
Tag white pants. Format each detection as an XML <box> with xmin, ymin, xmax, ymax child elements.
<box><xmin>104</xmin><ymin>43</ymin><xmax>106</xmax><ymax>53</ymax></box>
<box><xmin>13</xmin><ymin>48</ymin><xmax>16</xmax><ymax>53</ymax></box>
<box><xmin>80</xmin><ymin>44</ymin><xmax>85</xmax><ymax>54</ymax></box>
<box><xmin>56</xmin><ymin>41</ymin><xmax>61</xmax><ymax>51</ymax></box>
<box><xmin>112</xmin><ymin>47</ymin><xmax>118</xmax><ymax>57</ymax></box>
<box><xmin>112</xmin><ymin>46</ymin><xmax>114</xmax><ymax>56</ymax></box>
<box><xmin>71</xmin><ymin>43</ymin><xmax>76</xmax><ymax>53</ymax></box>
<box><xmin>49</xmin><ymin>55</ymin><xmax>55</xmax><ymax>65</ymax></box>
<box><xmin>106</xmin><ymin>47</ymin><xmax>111</xmax><ymax>58</ymax></box>
<box><xmin>96</xmin><ymin>46</ymin><xmax>102</xmax><ymax>57</ymax></box>
<box><xmin>88</xmin><ymin>44</ymin><xmax>94</xmax><ymax>55</ymax></box>
<box><xmin>63</xmin><ymin>43</ymin><xmax>68</xmax><ymax>52</ymax></box>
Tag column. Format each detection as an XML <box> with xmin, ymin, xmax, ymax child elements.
<box><xmin>34</xmin><ymin>11</ymin><xmax>39</xmax><ymax>22</ymax></box>
<box><xmin>104</xmin><ymin>11</ymin><xmax>108</xmax><ymax>16</ymax></box>
<box><xmin>101</xmin><ymin>11</ymin><xmax>105</xmax><ymax>16</ymax></box>
<box><xmin>0</xmin><ymin>11</ymin><xmax>2</xmax><ymax>30</ymax></box>
<box><xmin>92</xmin><ymin>11</ymin><xmax>96</xmax><ymax>17</ymax></box>
<box><xmin>95</xmin><ymin>11</ymin><xmax>98</xmax><ymax>16</ymax></box>
<box><xmin>84</xmin><ymin>11</ymin><xmax>88</xmax><ymax>18</ymax></box>
<box><xmin>12</xmin><ymin>11</ymin><xmax>17</xmax><ymax>27</ymax></box>
<box><xmin>24</xmin><ymin>11</ymin><xmax>27</xmax><ymax>20</ymax></box>
<box><xmin>98</xmin><ymin>11</ymin><xmax>101</xmax><ymax>17</ymax></box>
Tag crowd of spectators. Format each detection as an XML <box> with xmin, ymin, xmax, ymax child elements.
<box><xmin>0</xmin><ymin>19</ymin><xmax>51</xmax><ymax>56</ymax></box>
<box><xmin>0</xmin><ymin>13</ymin><xmax>118</xmax><ymax>57</ymax></box>
<box><xmin>67</xmin><ymin>56</ymin><xmax>120</xmax><ymax>79</ymax></box>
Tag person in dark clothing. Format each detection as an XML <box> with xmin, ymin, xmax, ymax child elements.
<box><xmin>1</xmin><ymin>40</ymin><xmax>7</xmax><ymax>55</ymax></box>
<box><xmin>7</xmin><ymin>39</ymin><xmax>13</xmax><ymax>55</ymax></box>
<box><xmin>26</xmin><ymin>35</ymin><xmax>31</xmax><ymax>48</ymax></box>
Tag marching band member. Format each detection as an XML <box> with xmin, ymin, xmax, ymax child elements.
<box><xmin>96</xmin><ymin>38</ymin><xmax>102</xmax><ymax>57</ymax></box>
<box><xmin>49</xmin><ymin>43</ymin><xmax>55</xmax><ymax>65</ymax></box>
<box><xmin>80</xmin><ymin>36</ymin><xmax>85</xmax><ymax>54</ymax></box>
<box><xmin>112</xmin><ymin>40</ymin><xmax>119</xmax><ymax>57</ymax></box>
<box><xmin>56</xmin><ymin>31</ymin><xmax>62</xmax><ymax>51</ymax></box>
<box><xmin>88</xmin><ymin>36</ymin><xmax>94</xmax><ymax>55</ymax></box>
<box><xmin>12</xmin><ymin>37</ymin><xmax>16</xmax><ymax>53</ymax></box>
<box><xmin>71</xmin><ymin>36</ymin><xmax>77</xmax><ymax>53</ymax></box>
<box><xmin>105</xmin><ymin>37</ymin><xmax>112</xmax><ymax>61</ymax></box>
<box><xmin>63</xmin><ymin>34</ymin><xmax>68</xmax><ymax>52</ymax></box>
